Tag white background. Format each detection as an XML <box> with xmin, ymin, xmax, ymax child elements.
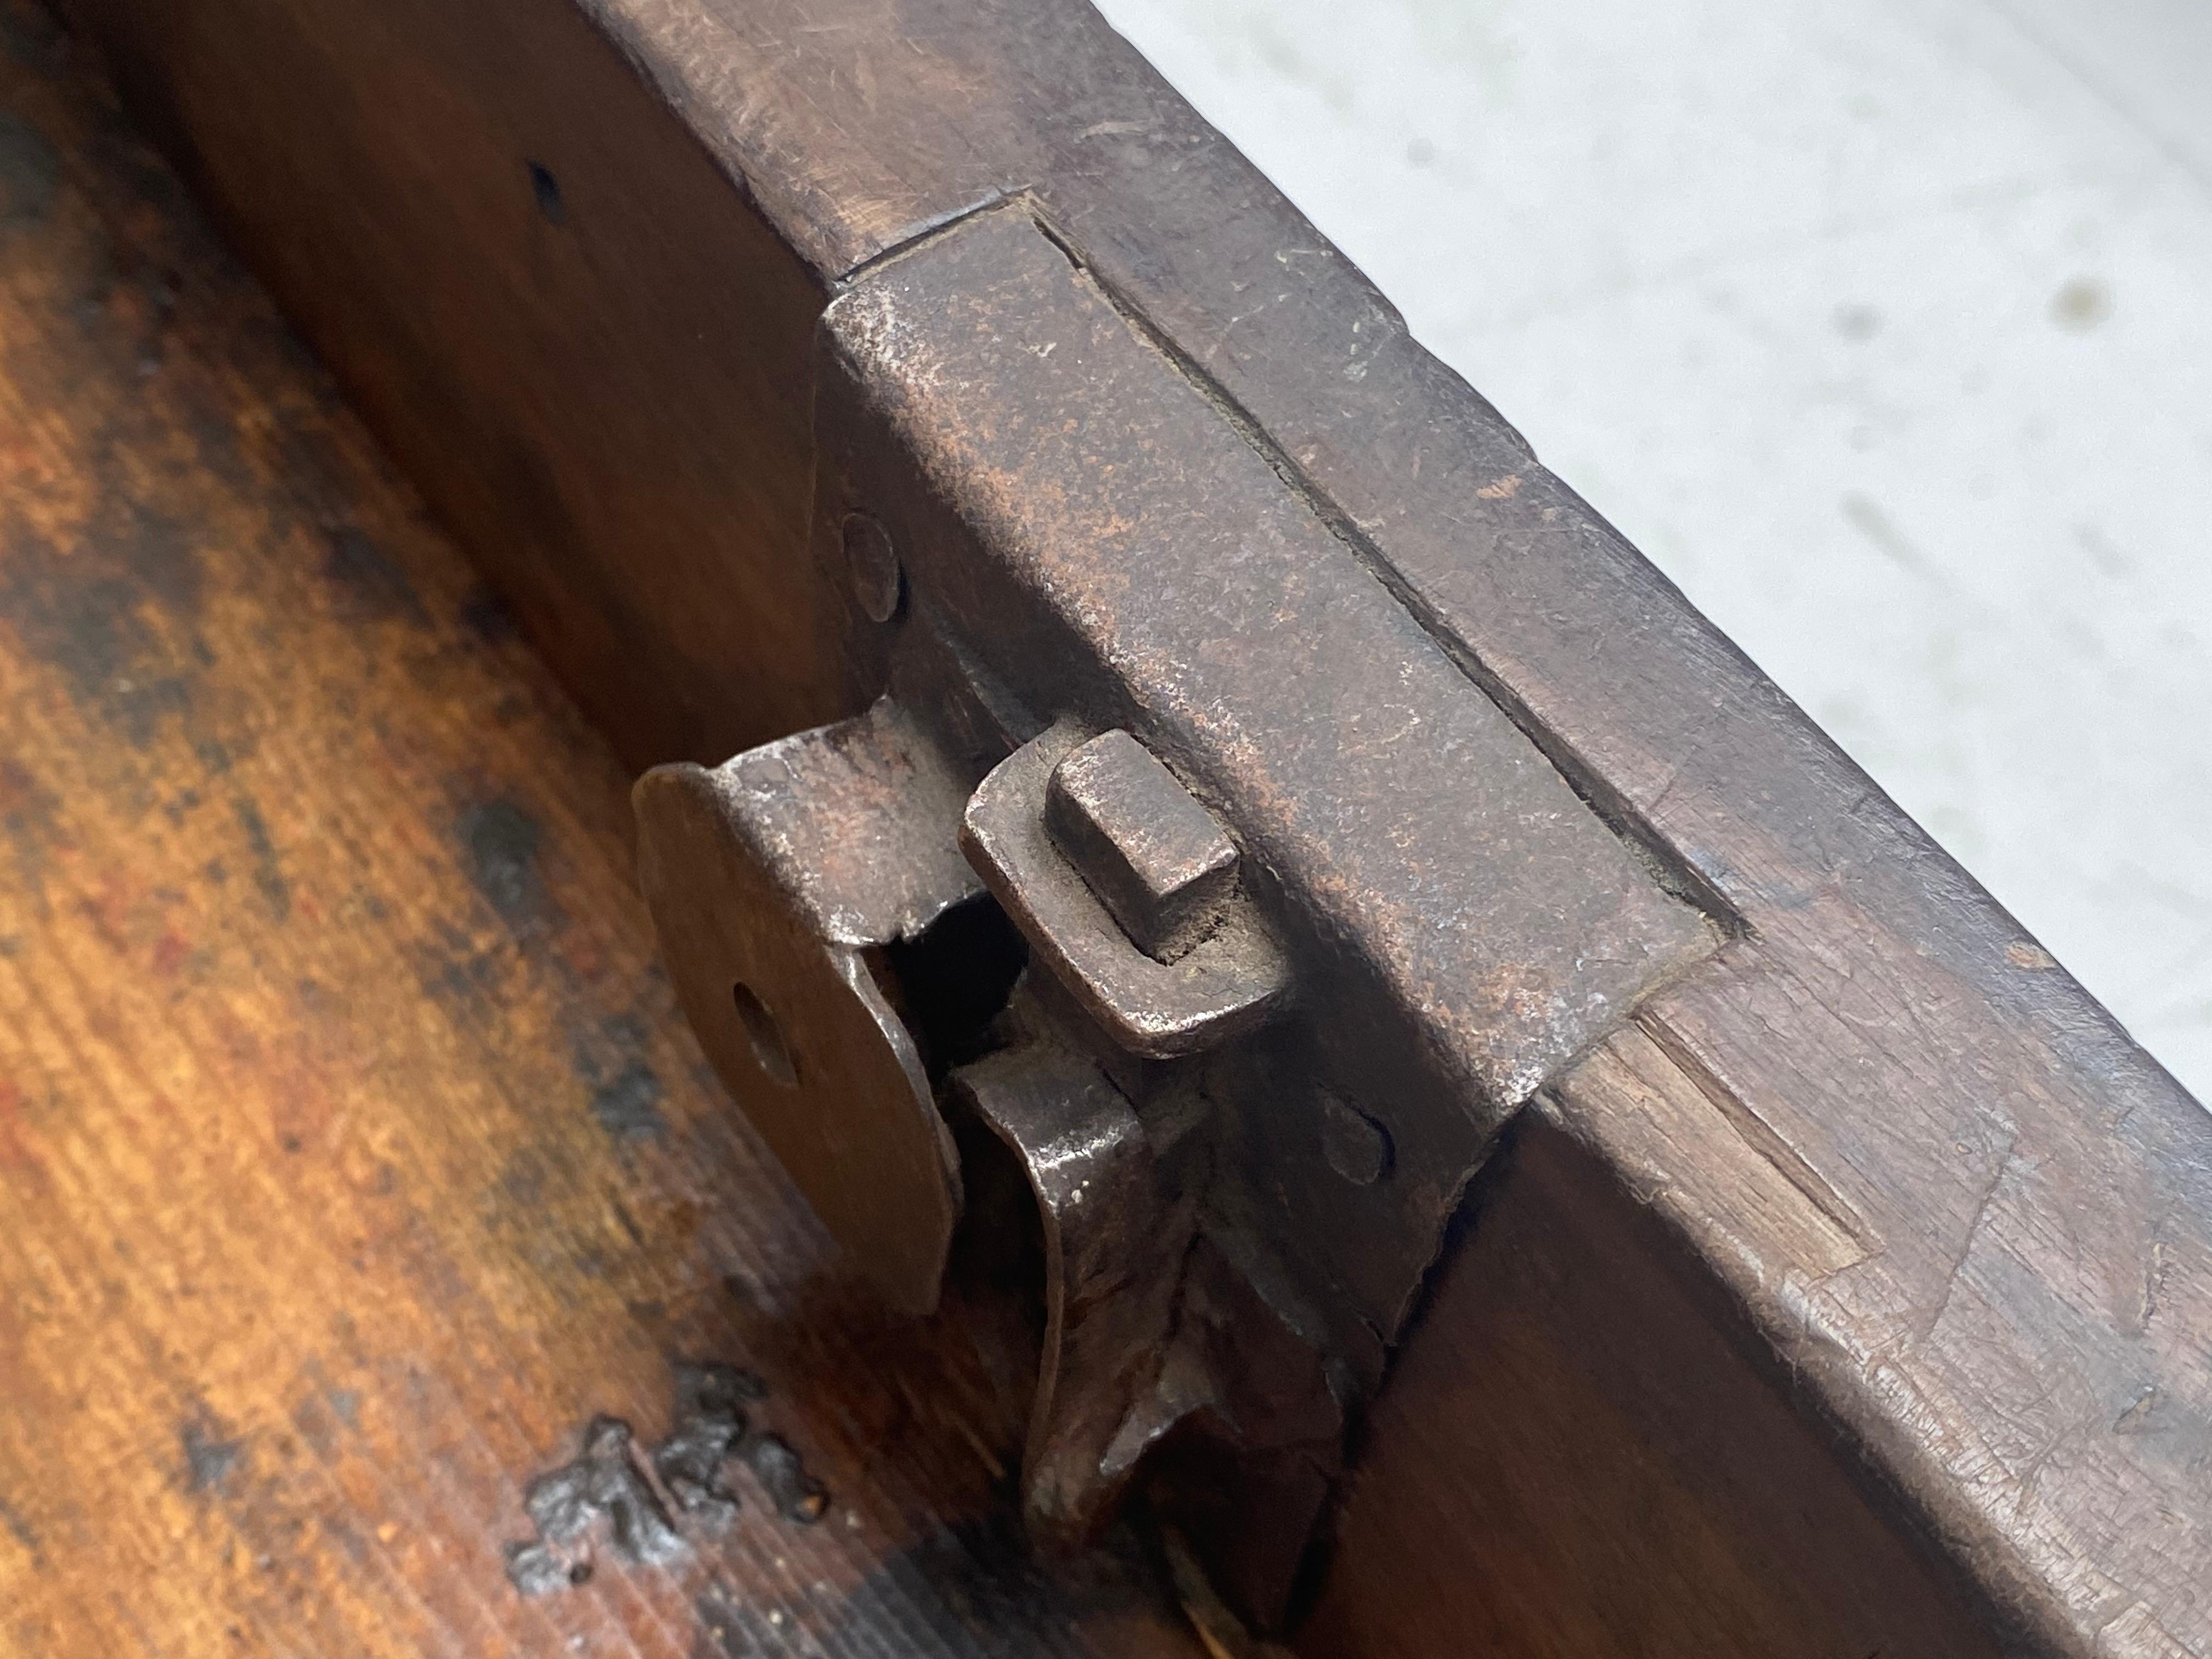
<box><xmin>1096</xmin><ymin>0</ymin><xmax>2212</xmax><ymax>1104</ymax></box>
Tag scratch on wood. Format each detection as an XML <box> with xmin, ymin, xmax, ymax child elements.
<box><xmin>2113</xmin><ymin>1386</ymin><xmax>2158</xmax><ymax>1435</ymax></box>
<box><xmin>1914</xmin><ymin>1136</ymin><xmax>2016</xmax><ymax>1344</ymax></box>
<box><xmin>1638</xmin><ymin>1014</ymin><xmax>1872</xmax><ymax>1249</ymax></box>
<box><xmin>2139</xmin><ymin>1239</ymin><xmax>2169</xmax><ymax>1331</ymax></box>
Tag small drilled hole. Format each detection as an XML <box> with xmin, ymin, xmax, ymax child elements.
<box><xmin>526</xmin><ymin>160</ymin><xmax>565</xmax><ymax>225</ymax></box>
<box><xmin>731</xmin><ymin>982</ymin><xmax>797</xmax><ymax>1087</ymax></box>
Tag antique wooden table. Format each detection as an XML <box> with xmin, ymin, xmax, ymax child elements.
<box><xmin>4</xmin><ymin>0</ymin><xmax>2207</xmax><ymax>1653</ymax></box>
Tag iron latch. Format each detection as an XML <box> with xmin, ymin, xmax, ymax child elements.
<box><xmin>636</xmin><ymin>201</ymin><xmax>1718</xmax><ymax>1626</ymax></box>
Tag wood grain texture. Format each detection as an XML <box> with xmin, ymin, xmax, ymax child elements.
<box><xmin>1301</xmin><ymin>1105</ymin><xmax>2005</xmax><ymax>1659</ymax></box>
<box><xmin>50</xmin><ymin>0</ymin><xmax>2212</xmax><ymax>1647</ymax></box>
<box><xmin>0</xmin><ymin>13</ymin><xmax>1198</xmax><ymax>1654</ymax></box>
<box><xmin>65</xmin><ymin>0</ymin><xmax>851</xmax><ymax>774</ymax></box>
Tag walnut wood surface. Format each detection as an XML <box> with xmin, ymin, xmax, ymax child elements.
<box><xmin>0</xmin><ymin>14</ymin><xmax>1197</xmax><ymax>1653</ymax></box>
<box><xmin>1303</xmin><ymin>1048</ymin><xmax>2006</xmax><ymax>1659</ymax></box>
<box><xmin>70</xmin><ymin>0</ymin><xmax>847</xmax><ymax>773</ymax></box>
<box><xmin>46</xmin><ymin>0</ymin><xmax>2212</xmax><ymax>1650</ymax></box>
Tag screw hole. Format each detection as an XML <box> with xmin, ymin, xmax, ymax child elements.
<box><xmin>526</xmin><ymin>160</ymin><xmax>565</xmax><ymax>225</ymax></box>
<box><xmin>731</xmin><ymin>982</ymin><xmax>797</xmax><ymax>1087</ymax></box>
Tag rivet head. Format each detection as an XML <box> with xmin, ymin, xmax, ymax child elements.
<box><xmin>841</xmin><ymin>512</ymin><xmax>902</xmax><ymax>623</ymax></box>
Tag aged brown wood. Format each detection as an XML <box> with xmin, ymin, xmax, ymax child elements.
<box><xmin>1302</xmin><ymin>1081</ymin><xmax>2006</xmax><ymax>1658</ymax></box>
<box><xmin>0</xmin><ymin>13</ymin><xmax>1200</xmax><ymax>1653</ymax></box>
<box><xmin>67</xmin><ymin>0</ymin><xmax>847</xmax><ymax>772</ymax></box>
<box><xmin>47</xmin><ymin>0</ymin><xmax>2212</xmax><ymax>1651</ymax></box>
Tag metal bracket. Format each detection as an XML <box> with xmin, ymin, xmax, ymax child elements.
<box><xmin>636</xmin><ymin>201</ymin><xmax>1720</xmax><ymax>1626</ymax></box>
<box><xmin>634</xmin><ymin>698</ymin><xmax>978</xmax><ymax>1316</ymax></box>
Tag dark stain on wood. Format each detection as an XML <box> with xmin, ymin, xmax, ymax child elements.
<box><xmin>459</xmin><ymin>582</ymin><xmax>519</xmax><ymax>645</ymax></box>
<box><xmin>694</xmin><ymin>1516</ymin><xmax>1161</xmax><ymax>1658</ymax></box>
<box><xmin>0</xmin><ymin>108</ymin><xmax>55</xmax><ymax>224</ymax></box>
<box><xmin>228</xmin><ymin>793</ymin><xmax>287</xmax><ymax>918</ymax></box>
<box><xmin>573</xmin><ymin>1012</ymin><xmax>669</xmax><ymax>1141</ymax></box>
<box><xmin>827</xmin><ymin>1514</ymin><xmax>1164</xmax><ymax>1656</ymax></box>
<box><xmin>456</xmin><ymin>797</ymin><xmax>546</xmax><ymax>929</ymax></box>
<box><xmin>590</xmin><ymin>1060</ymin><xmax>667</xmax><ymax>1141</ymax></box>
<box><xmin>320</xmin><ymin>524</ymin><xmax>428</xmax><ymax>626</ymax></box>
<box><xmin>738</xmin><ymin>1433</ymin><xmax>827</xmax><ymax>1525</ymax></box>
<box><xmin>0</xmin><ymin>1490</ymin><xmax>41</xmax><ymax>1559</ymax></box>
<box><xmin>0</xmin><ymin>755</ymin><xmax>64</xmax><ymax>908</ymax></box>
<box><xmin>179</xmin><ymin>1413</ymin><xmax>246</xmax><ymax>1496</ymax></box>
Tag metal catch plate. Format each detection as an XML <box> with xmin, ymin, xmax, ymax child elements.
<box><xmin>634</xmin><ymin>700</ymin><xmax>980</xmax><ymax>1315</ymax></box>
<box><xmin>814</xmin><ymin>205</ymin><xmax>1718</xmax><ymax>1348</ymax></box>
<box><xmin>638</xmin><ymin>202</ymin><xmax>1721</xmax><ymax>1621</ymax></box>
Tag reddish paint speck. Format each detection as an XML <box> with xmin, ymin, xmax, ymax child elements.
<box><xmin>0</xmin><ymin>1079</ymin><xmax>42</xmax><ymax>1176</ymax></box>
<box><xmin>153</xmin><ymin>928</ymin><xmax>190</xmax><ymax>975</ymax></box>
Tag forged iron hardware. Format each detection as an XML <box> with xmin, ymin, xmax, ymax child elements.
<box><xmin>840</xmin><ymin>511</ymin><xmax>903</xmax><ymax>624</ymax></box>
<box><xmin>637</xmin><ymin>200</ymin><xmax>1720</xmax><ymax>1624</ymax></box>
<box><xmin>1317</xmin><ymin>1092</ymin><xmax>1392</xmax><ymax>1187</ymax></box>
<box><xmin>1043</xmin><ymin>728</ymin><xmax>1239</xmax><ymax>963</ymax></box>
<box><xmin>964</xmin><ymin>724</ymin><xmax>1289</xmax><ymax>1059</ymax></box>
<box><xmin>952</xmin><ymin>1041</ymin><xmax>1194</xmax><ymax>1543</ymax></box>
<box><xmin>634</xmin><ymin>699</ymin><xmax>980</xmax><ymax>1316</ymax></box>
<box><xmin>641</xmin><ymin>706</ymin><xmax>1326</xmax><ymax>1570</ymax></box>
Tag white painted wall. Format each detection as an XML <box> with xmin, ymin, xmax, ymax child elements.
<box><xmin>1095</xmin><ymin>0</ymin><xmax>2212</xmax><ymax>1104</ymax></box>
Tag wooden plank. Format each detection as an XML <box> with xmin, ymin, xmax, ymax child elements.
<box><xmin>0</xmin><ymin>12</ymin><xmax>1199</xmax><ymax>1652</ymax></box>
<box><xmin>1302</xmin><ymin>1098</ymin><xmax>2002</xmax><ymax>1659</ymax></box>
<box><xmin>65</xmin><ymin>0</ymin><xmax>849</xmax><ymax>772</ymax></box>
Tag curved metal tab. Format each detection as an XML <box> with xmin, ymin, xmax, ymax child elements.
<box><xmin>953</xmin><ymin>1042</ymin><xmax>1198</xmax><ymax>1544</ymax></box>
<box><xmin>634</xmin><ymin>699</ymin><xmax>980</xmax><ymax>1314</ymax></box>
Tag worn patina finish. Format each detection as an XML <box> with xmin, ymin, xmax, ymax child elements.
<box><xmin>53</xmin><ymin>0</ymin><xmax>2212</xmax><ymax>1645</ymax></box>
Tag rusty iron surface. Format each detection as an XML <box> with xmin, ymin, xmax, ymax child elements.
<box><xmin>634</xmin><ymin>699</ymin><xmax>979</xmax><ymax>1313</ymax></box>
<box><xmin>637</xmin><ymin>200</ymin><xmax>1723</xmax><ymax>1620</ymax></box>
<box><xmin>962</xmin><ymin>722</ymin><xmax>1289</xmax><ymax>1059</ymax></box>
<box><xmin>1043</xmin><ymin>728</ymin><xmax>1241</xmax><ymax>964</ymax></box>
<box><xmin>814</xmin><ymin>202</ymin><xmax>1719</xmax><ymax>1353</ymax></box>
<box><xmin>953</xmin><ymin>1041</ymin><xmax>1192</xmax><ymax>1544</ymax></box>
